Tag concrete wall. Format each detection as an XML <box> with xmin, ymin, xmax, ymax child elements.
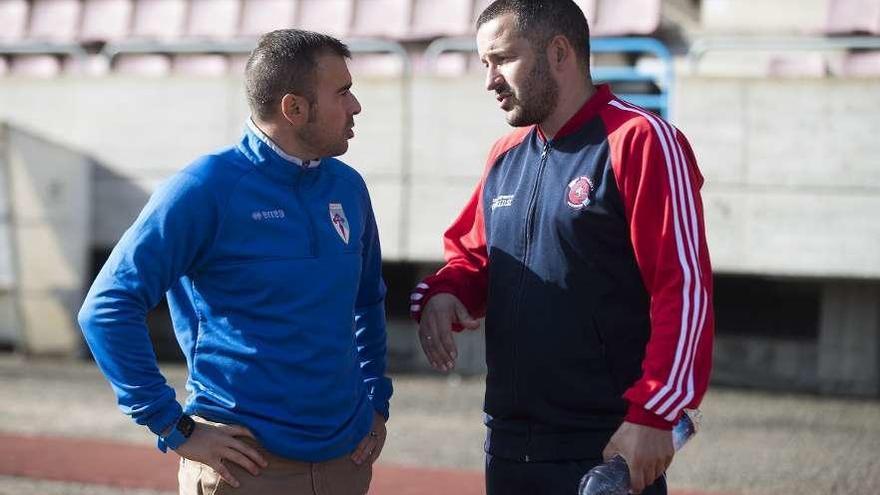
<box><xmin>2</xmin><ymin>75</ymin><xmax>877</xmax><ymax>279</ymax></box>
<box><xmin>0</xmin><ymin>75</ymin><xmax>507</xmax><ymax>259</ymax></box>
<box><xmin>676</xmin><ymin>77</ymin><xmax>880</xmax><ymax>279</ymax></box>
<box><xmin>0</xmin><ymin>124</ymin><xmax>91</xmax><ymax>354</ymax></box>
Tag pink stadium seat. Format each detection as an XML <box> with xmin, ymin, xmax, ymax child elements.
<box><xmin>351</xmin><ymin>0</ymin><xmax>411</xmax><ymax>39</ymax></box>
<box><xmin>80</xmin><ymin>0</ymin><xmax>134</xmax><ymax>42</ymax></box>
<box><xmin>63</xmin><ymin>54</ymin><xmax>112</xmax><ymax>75</ymax></box>
<box><xmin>114</xmin><ymin>54</ymin><xmax>172</xmax><ymax>76</ymax></box>
<box><xmin>767</xmin><ymin>54</ymin><xmax>828</xmax><ymax>77</ymax></box>
<box><xmin>348</xmin><ymin>52</ymin><xmax>405</xmax><ymax>77</ymax></box>
<box><xmin>825</xmin><ymin>0</ymin><xmax>880</xmax><ymax>35</ymax></box>
<box><xmin>173</xmin><ymin>54</ymin><xmax>230</xmax><ymax>75</ymax></box>
<box><xmin>592</xmin><ymin>0</ymin><xmax>661</xmax><ymax>36</ymax></box>
<box><xmin>840</xmin><ymin>50</ymin><xmax>880</xmax><ymax>76</ymax></box>
<box><xmin>187</xmin><ymin>0</ymin><xmax>241</xmax><ymax>39</ymax></box>
<box><xmin>410</xmin><ymin>0</ymin><xmax>474</xmax><ymax>39</ymax></box>
<box><xmin>296</xmin><ymin>0</ymin><xmax>354</xmax><ymax>37</ymax></box>
<box><xmin>10</xmin><ymin>55</ymin><xmax>63</xmax><ymax>77</ymax></box>
<box><xmin>131</xmin><ymin>0</ymin><xmax>187</xmax><ymax>39</ymax></box>
<box><xmin>28</xmin><ymin>0</ymin><xmax>83</xmax><ymax>42</ymax></box>
<box><xmin>0</xmin><ymin>0</ymin><xmax>29</xmax><ymax>42</ymax></box>
<box><xmin>239</xmin><ymin>0</ymin><xmax>299</xmax><ymax>36</ymax></box>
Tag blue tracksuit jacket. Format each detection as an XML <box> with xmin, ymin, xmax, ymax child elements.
<box><xmin>78</xmin><ymin>123</ymin><xmax>392</xmax><ymax>462</ymax></box>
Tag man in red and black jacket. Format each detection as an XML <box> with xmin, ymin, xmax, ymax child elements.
<box><xmin>409</xmin><ymin>1</ymin><xmax>714</xmax><ymax>494</ymax></box>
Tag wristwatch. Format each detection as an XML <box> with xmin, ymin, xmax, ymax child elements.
<box><xmin>158</xmin><ymin>413</ymin><xmax>196</xmax><ymax>452</ymax></box>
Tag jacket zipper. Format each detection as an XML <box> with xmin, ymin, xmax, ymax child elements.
<box><xmin>292</xmin><ymin>172</ymin><xmax>318</xmax><ymax>257</ymax></box>
<box><xmin>510</xmin><ymin>140</ymin><xmax>551</xmax><ymax>409</ymax></box>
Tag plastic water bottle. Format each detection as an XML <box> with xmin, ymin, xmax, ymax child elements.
<box><xmin>577</xmin><ymin>409</ymin><xmax>702</xmax><ymax>495</ymax></box>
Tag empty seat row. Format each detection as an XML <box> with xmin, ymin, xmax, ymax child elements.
<box><xmin>0</xmin><ymin>0</ymin><xmax>661</xmax><ymax>47</ymax></box>
<box><xmin>701</xmin><ymin>0</ymin><xmax>880</xmax><ymax>35</ymax></box>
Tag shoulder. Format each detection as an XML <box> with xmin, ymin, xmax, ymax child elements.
<box><xmin>486</xmin><ymin>126</ymin><xmax>532</xmax><ymax>166</ymax></box>
<box><xmin>322</xmin><ymin>157</ymin><xmax>370</xmax><ymax>197</ymax></box>
<box><xmin>599</xmin><ymin>98</ymin><xmax>684</xmax><ymax>147</ymax></box>
<box><xmin>172</xmin><ymin>147</ymin><xmax>254</xmax><ymax>202</ymax></box>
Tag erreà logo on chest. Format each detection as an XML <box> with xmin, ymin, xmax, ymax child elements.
<box><xmin>329</xmin><ymin>203</ymin><xmax>350</xmax><ymax>244</ymax></box>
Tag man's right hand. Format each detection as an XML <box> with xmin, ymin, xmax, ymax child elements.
<box><xmin>173</xmin><ymin>417</ymin><xmax>269</xmax><ymax>488</ymax></box>
<box><xmin>417</xmin><ymin>293</ymin><xmax>480</xmax><ymax>372</ymax></box>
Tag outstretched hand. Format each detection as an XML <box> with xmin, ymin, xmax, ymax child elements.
<box><xmin>417</xmin><ymin>293</ymin><xmax>480</xmax><ymax>372</ymax></box>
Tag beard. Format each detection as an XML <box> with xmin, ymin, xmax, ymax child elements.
<box><xmin>296</xmin><ymin>105</ymin><xmax>353</xmax><ymax>158</ymax></box>
<box><xmin>500</xmin><ymin>54</ymin><xmax>560</xmax><ymax>127</ymax></box>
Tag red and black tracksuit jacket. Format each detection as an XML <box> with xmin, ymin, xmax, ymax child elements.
<box><xmin>411</xmin><ymin>84</ymin><xmax>714</xmax><ymax>461</ymax></box>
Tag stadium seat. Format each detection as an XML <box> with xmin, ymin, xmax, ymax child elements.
<box><xmin>187</xmin><ymin>0</ymin><xmax>241</xmax><ymax>39</ymax></box>
<box><xmin>839</xmin><ymin>50</ymin><xmax>880</xmax><ymax>76</ymax></box>
<box><xmin>410</xmin><ymin>0</ymin><xmax>474</xmax><ymax>39</ymax></box>
<box><xmin>63</xmin><ymin>54</ymin><xmax>112</xmax><ymax>75</ymax></box>
<box><xmin>239</xmin><ymin>0</ymin><xmax>299</xmax><ymax>37</ymax></box>
<box><xmin>9</xmin><ymin>55</ymin><xmax>63</xmax><ymax>77</ymax></box>
<box><xmin>0</xmin><ymin>0</ymin><xmax>29</xmax><ymax>42</ymax></box>
<box><xmin>592</xmin><ymin>0</ymin><xmax>661</xmax><ymax>36</ymax></box>
<box><xmin>114</xmin><ymin>54</ymin><xmax>173</xmax><ymax>76</ymax></box>
<box><xmin>296</xmin><ymin>0</ymin><xmax>354</xmax><ymax>37</ymax></box>
<box><xmin>28</xmin><ymin>0</ymin><xmax>83</xmax><ymax>42</ymax></box>
<box><xmin>767</xmin><ymin>54</ymin><xmax>828</xmax><ymax>77</ymax></box>
<box><xmin>351</xmin><ymin>0</ymin><xmax>411</xmax><ymax>39</ymax></box>
<box><xmin>825</xmin><ymin>0</ymin><xmax>880</xmax><ymax>35</ymax></box>
<box><xmin>173</xmin><ymin>54</ymin><xmax>230</xmax><ymax>76</ymax></box>
<box><xmin>130</xmin><ymin>0</ymin><xmax>187</xmax><ymax>39</ymax></box>
<box><xmin>80</xmin><ymin>0</ymin><xmax>134</xmax><ymax>42</ymax></box>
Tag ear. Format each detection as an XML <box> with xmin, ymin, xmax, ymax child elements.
<box><xmin>280</xmin><ymin>93</ymin><xmax>310</xmax><ymax>126</ymax></box>
<box><xmin>546</xmin><ymin>34</ymin><xmax>572</xmax><ymax>70</ymax></box>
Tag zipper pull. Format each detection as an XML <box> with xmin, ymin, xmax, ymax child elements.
<box><xmin>541</xmin><ymin>142</ymin><xmax>550</xmax><ymax>160</ymax></box>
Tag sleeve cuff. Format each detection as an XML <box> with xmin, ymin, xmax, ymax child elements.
<box><xmin>624</xmin><ymin>403</ymin><xmax>675</xmax><ymax>430</ymax></box>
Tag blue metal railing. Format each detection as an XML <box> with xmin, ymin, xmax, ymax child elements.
<box><xmin>590</xmin><ymin>37</ymin><xmax>674</xmax><ymax>118</ymax></box>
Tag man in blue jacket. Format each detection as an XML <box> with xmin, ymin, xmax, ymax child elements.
<box><xmin>78</xmin><ymin>29</ymin><xmax>392</xmax><ymax>495</ymax></box>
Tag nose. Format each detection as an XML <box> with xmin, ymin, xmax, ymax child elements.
<box><xmin>351</xmin><ymin>93</ymin><xmax>362</xmax><ymax>116</ymax></box>
<box><xmin>484</xmin><ymin>64</ymin><xmax>503</xmax><ymax>92</ymax></box>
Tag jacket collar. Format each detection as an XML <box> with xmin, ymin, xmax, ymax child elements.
<box><xmin>537</xmin><ymin>83</ymin><xmax>613</xmax><ymax>142</ymax></box>
<box><xmin>237</xmin><ymin>119</ymin><xmax>322</xmax><ymax>184</ymax></box>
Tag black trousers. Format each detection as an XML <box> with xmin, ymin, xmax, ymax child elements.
<box><xmin>485</xmin><ymin>454</ymin><xmax>667</xmax><ymax>495</ymax></box>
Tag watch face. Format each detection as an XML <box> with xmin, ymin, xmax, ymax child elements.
<box><xmin>177</xmin><ymin>414</ymin><xmax>196</xmax><ymax>438</ymax></box>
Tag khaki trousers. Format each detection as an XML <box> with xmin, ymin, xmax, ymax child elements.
<box><xmin>178</xmin><ymin>439</ymin><xmax>372</xmax><ymax>495</ymax></box>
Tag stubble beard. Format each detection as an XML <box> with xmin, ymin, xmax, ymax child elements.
<box><xmin>504</xmin><ymin>54</ymin><xmax>560</xmax><ymax>128</ymax></box>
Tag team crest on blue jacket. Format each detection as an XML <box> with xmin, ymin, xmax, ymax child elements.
<box><xmin>566</xmin><ymin>176</ymin><xmax>594</xmax><ymax>209</ymax></box>
<box><xmin>329</xmin><ymin>203</ymin><xmax>350</xmax><ymax>244</ymax></box>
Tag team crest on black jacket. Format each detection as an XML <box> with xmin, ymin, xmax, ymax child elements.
<box><xmin>566</xmin><ymin>176</ymin><xmax>593</xmax><ymax>209</ymax></box>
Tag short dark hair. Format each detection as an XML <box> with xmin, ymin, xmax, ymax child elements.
<box><xmin>476</xmin><ymin>0</ymin><xmax>590</xmax><ymax>67</ymax></box>
<box><xmin>245</xmin><ymin>29</ymin><xmax>351</xmax><ymax>120</ymax></box>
